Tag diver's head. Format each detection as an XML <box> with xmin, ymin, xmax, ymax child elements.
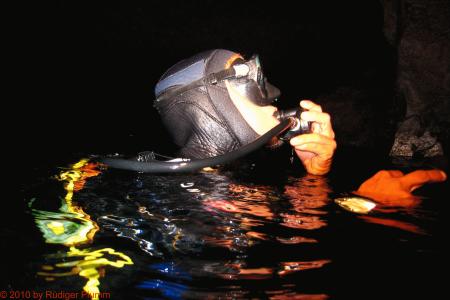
<box><xmin>154</xmin><ymin>49</ymin><xmax>281</xmax><ymax>159</ymax></box>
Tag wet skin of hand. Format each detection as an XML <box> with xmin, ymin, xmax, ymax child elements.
<box><xmin>290</xmin><ymin>100</ymin><xmax>337</xmax><ymax>176</ymax></box>
<box><xmin>354</xmin><ymin>169</ymin><xmax>447</xmax><ymax>207</ymax></box>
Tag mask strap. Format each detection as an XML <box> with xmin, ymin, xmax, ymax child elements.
<box><xmin>155</xmin><ymin>64</ymin><xmax>250</xmax><ymax>104</ymax></box>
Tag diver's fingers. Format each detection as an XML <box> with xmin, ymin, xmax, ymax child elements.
<box><xmin>290</xmin><ymin>134</ymin><xmax>336</xmax><ymax>157</ymax></box>
<box><xmin>362</xmin><ymin>170</ymin><xmax>404</xmax><ymax>190</ymax></box>
<box><xmin>290</xmin><ymin>133</ymin><xmax>330</xmax><ymax>146</ymax></box>
<box><xmin>301</xmin><ymin>111</ymin><xmax>331</xmax><ymax>124</ymax></box>
<box><xmin>296</xmin><ymin>143</ymin><xmax>336</xmax><ymax>158</ymax></box>
<box><xmin>388</xmin><ymin>170</ymin><xmax>404</xmax><ymax>178</ymax></box>
<box><xmin>300</xmin><ymin>111</ymin><xmax>334</xmax><ymax>138</ymax></box>
<box><xmin>400</xmin><ymin>170</ymin><xmax>447</xmax><ymax>192</ymax></box>
<box><xmin>369</xmin><ymin>169</ymin><xmax>404</xmax><ymax>180</ymax></box>
<box><xmin>300</xmin><ymin>100</ymin><xmax>322</xmax><ymax>112</ymax></box>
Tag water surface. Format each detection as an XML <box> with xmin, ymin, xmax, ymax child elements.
<box><xmin>8</xmin><ymin>152</ymin><xmax>446</xmax><ymax>299</ymax></box>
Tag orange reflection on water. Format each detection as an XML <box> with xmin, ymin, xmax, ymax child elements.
<box><xmin>246</xmin><ymin>231</ymin><xmax>269</xmax><ymax>240</ymax></box>
<box><xmin>233</xmin><ymin>263</ymin><xmax>273</xmax><ymax>280</ymax></box>
<box><xmin>203</xmin><ymin>176</ymin><xmax>332</xmax><ymax>249</ymax></box>
<box><xmin>278</xmin><ymin>260</ymin><xmax>331</xmax><ymax>276</ymax></box>
<box><xmin>217</xmin><ymin>259</ymin><xmax>330</xmax><ymax>281</ymax></box>
<box><xmin>202</xmin><ymin>183</ymin><xmax>276</xmax><ymax>251</ymax></box>
<box><xmin>72</xmin><ymin>163</ymin><xmax>102</xmax><ymax>191</ymax></box>
<box><xmin>204</xmin><ymin>184</ymin><xmax>275</xmax><ymax>222</ymax></box>
<box><xmin>269</xmin><ymin>293</ymin><xmax>329</xmax><ymax>300</ymax></box>
<box><xmin>359</xmin><ymin>215</ymin><xmax>425</xmax><ymax>235</ymax></box>
<box><xmin>281</xmin><ymin>175</ymin><xmax>331</xmax><ymax>230</ymax></box>
<box><xmin>276</xmin><ymin>236</ymin><xmax>317</xmax><ymax>244</ymax></box>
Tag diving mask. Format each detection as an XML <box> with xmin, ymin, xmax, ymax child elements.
<box><xmin>228</xmin><ymin>55</ymin><xmax>281</xmax><ymax>106</ymax></box>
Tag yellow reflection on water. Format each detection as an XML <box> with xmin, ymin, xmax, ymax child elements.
<box><xmin>32</xmin><ymin>159</ymin><xmax>133</xmax><ymax>299</ymax></box>
<box><xmin>37</xmin><ymin>247</ymin><xmax>133</xmax><ymax>298</ymax></box>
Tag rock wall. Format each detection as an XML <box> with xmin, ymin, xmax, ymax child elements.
<box><xmin>383</xmin><ymin>0</ymin><xmax>450</xmax><ymax>157</ymax></box>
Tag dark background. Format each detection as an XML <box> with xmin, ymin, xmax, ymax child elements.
<box><xmin>16</xmin><ymin>0</ymin><xmax>396</xmax><ymax>163</ymax></box>
<box><xmin>5</xmin><ymin>1</ymin><xmax>447</xmax><ymax>295</ymax></box>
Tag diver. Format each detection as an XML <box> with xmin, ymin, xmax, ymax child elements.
<box><xmin>153</xmin><ymin>49</ymin><xmax>336</xmax><ymax>176</ymax></box>
<box><xmin>100</xmin><ymin>49</ymin><xmax>447</xmax><ymax>208</ymax></box>
<box><xmin>102</xmin><ymin>49</ymin><xmax>336</xmax><ymax>175</ymax></box>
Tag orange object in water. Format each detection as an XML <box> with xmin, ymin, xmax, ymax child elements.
<box><xmin>354</xmin><ymin>169</ymin><xmax>447</xmax><ymax>207</ymax></box>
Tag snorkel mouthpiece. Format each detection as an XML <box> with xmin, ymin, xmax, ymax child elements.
<box><xmin>273</xmin><ymin>108</ymin><xmax>312</xmax><ymax>140</ymax></box>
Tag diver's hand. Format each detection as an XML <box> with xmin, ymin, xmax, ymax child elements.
<box><xmin>290</xmin><ymin>100</ymin><xmax>336</xmax><ymax>175</ymax></box>
<box><xmin>354</xmin><ymin>169</ymin><xmax>447</xmax><ymax>207</ymax></box>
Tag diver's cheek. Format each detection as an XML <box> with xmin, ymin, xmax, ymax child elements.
<box><xmin>262</xmin><ymin>106</ymin><xmax>281</xmax><ymax>126</ymax></box>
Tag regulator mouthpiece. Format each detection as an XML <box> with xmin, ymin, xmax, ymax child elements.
<box><xmin>273</xmin><ymin>108</ymin><xmax>312</xmax><ymax>140</ymax></box>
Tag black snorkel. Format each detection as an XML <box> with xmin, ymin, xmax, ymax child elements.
<box><xmin>99</xmin><ymin>107</ymin><xmax>312</xmax><ymax>173</ymax></box>
<box><xmin>99</xmin><ymin>117</ymin><xmax>297</xmax><ymax>173</ymax></box>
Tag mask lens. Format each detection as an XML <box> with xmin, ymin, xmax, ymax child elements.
<box><xmin>251</xmin><ymin>55</ymin><xmax>267</xmax><ymax>96</ymax></box>
<box><xmin>228</xmin><ymin>54</ymin><xmax>280</xmax><ymax>106</ymax></box>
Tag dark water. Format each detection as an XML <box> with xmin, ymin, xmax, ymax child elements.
<box><xmin>6</xmin><ymin>150</ymin><xmax>447</xmax><ymax>299</ymax></box>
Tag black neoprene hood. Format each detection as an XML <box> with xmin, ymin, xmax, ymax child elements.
<box><xmin>153</xmin><ymin>49</ymin><xmax>281</xmax><ymax>159</ymax></box>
